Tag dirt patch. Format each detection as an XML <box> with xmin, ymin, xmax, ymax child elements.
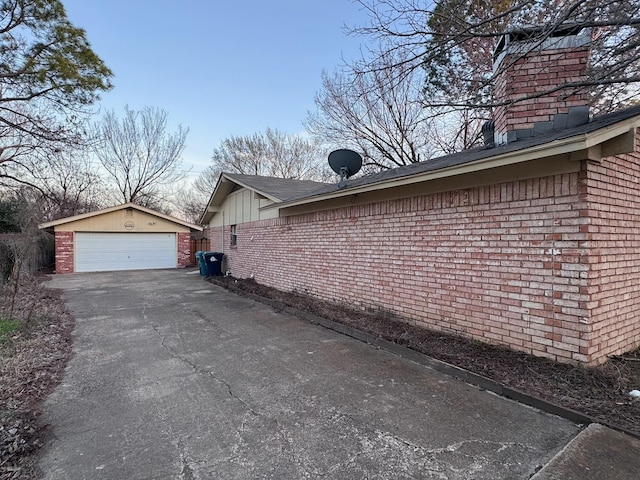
<box><xmin>0</xmin><ymin>276</ymin><xmax>74</xmax><ymax>480</ymax></box>
<box><xmin>209</xmin><ymin>276</ymin><xmax>640</xmax><ymax>437</ymax></box>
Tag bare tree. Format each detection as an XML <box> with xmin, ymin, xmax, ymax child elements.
<box><xmin>193</xmin><ymin>164</ymin><xmax>220</xmax><ymax>200</ymax></box>
<box><xmin>24</xmin><ymin>149</ymin><xmax>107</xmax><ymax>220</ymax></box>
<box><xmin>430</xmin><ymin>108</ymin><xmax>486</xmax><ymax>155</ymax></box>
<box><xmin>186</xmin><ymin>129</ymin><xmax>327</xmax><ymax>220</ymax></box>
<box><xmin>0</xmin><ymin>0</ymin><xmax>112</xmax><ymax>184</ymax></box>
<box><xmin>307</xmin><ymin>50</ymin><xmax>448</xmax><ymax>171</ymax></box>
<box><xmin>171</xmin><ymin>184</ymin><xmax>208</xmax><ymax>224</ymax></box>
<box><xmin>350</xmin><ymin>0</ymin><xmax>640</xmax><ymax>113</ymax></box>
<box><xmin>1</xmin><ymin>140</ymin><xmax>109</xmax><ymax>221</ymax></box>
<box><xmin>264</xmin><ymin>129</ymin><xmax>328</xmax><ymax>179</ymax></box>
<box><xmin>162</xmin><ymin>164</ymin><xmax>225</xmax><ymax>226</ymax></box>
<box><xmin>208</xmin><ymin>128</ymin><xmax>326</xmax><ymax>179</ymax></box>
<box><xmin>93</xmin><ymin>106</ymin><xmax>188</xmax><ymax>206</ymax></box>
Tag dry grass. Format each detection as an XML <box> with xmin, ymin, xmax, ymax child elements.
<box><xmin>0</xmin><ymin>275</ymin><xmax>74</xmax><ymax>480</ymax></box>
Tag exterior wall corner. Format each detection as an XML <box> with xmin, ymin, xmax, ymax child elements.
<box><xmin>177</xmin><ymin>232</ymin><xmax>191</xmax><ymax>268</ymax></box>
<box><xmin>54</xmin><ymin>231</ymin><xmax>74</xmax><ymax>274</ymax></box>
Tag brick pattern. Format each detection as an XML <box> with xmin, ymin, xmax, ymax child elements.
<box><xmin>582</xmin><ymin>131</ymin><xmax>640</xmax><ymax>360</ymax></box>
<box><xmin>206</xmin><ymin>228</ymin><xmax>225</xmax><ymax>256</ymax></box>
<box><xmin>55</xmin><ymin>231</ymin><xmax>74</xmax><ymax>274</ymax></box>
<box><xmin>494</xmin><ymin>47</ymin><xmax>590</xmax><ymax>135</ymax></box>
<box><xmin>210</xmin><ymin>171</ymin><xmax>608</xmax><ymax>364</ymax></box>
<box><xmin>177</xmin><ymin>232</ymin><xmax>191</xmax><ymax>268</ymax></box>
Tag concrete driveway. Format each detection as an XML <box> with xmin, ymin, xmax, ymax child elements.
<box><xmin>38</xmin><ymin>269</ymin><xmax>580</xmax><ymax>479</ymax></box>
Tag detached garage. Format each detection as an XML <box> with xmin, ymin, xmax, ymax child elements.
<box><xmin>39</xmin><ymin>203</ymin><xmax>202</xmax><ymax>273</ymax></box>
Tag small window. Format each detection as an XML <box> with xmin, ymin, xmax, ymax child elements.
<box><xmin>230</xmin><ymin>224</ymin><xmax>237</xmax><ymax>246</ymax></box>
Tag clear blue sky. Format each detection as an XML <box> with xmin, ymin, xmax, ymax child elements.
<box><xmin>63</xmin><ymin>0</ymin><xmax>370</xmax><ymax>178</ymax></box>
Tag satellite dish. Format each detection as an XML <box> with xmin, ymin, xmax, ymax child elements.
<box><xmin>328</xmin><ymin>149</ymin><xmax>362</xmax><ymax>187</ymax></box>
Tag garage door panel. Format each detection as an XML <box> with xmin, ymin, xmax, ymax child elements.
<box><xmin>75</xmin><ymin>233</ymin><xmax>177</xmax><ymax>272</ymax></box>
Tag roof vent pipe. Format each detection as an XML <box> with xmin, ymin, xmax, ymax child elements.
<box><xmin>482</xmin><ymin>120</ymin><xmax>495</xmax><ymax>148</ymax></box>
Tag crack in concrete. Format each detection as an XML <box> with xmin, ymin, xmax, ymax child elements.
<box><xmin>271</xmin><ymin>417</ymin><xmax>315</xmax><ymax>479</ymax></box>
<box><xmin>177</xmin><ymin>440</ymin><xmax>196</xmax><ymax>480</ymax></box>
<box><xmin>148</xmin><ymin>398</ymin><xmax>199</xmax><ymax>480</ymax></box>
<box><xmin>420</xmin><ymin>438</ymin><xmax>521</xmax><ymax>455</ymax></box>
<box><xmin>291</xmin><ymin>407</ymin><xmax>528</xmax><ymax>478</ymax></box>
<box><xmin>149</xmin><ymin>323</ymin><xmax>260</xmax><ymax>416</ymax></box>
<box><xmin>194</xmin><ymin>412</ymin><xmax>279</xmax><ymax>476</ymax></box>
<box><xmin>143</xmin><ymin>308</ymin><xmax>544</xmax><ymax>479</ymax></box>
<box><xmin>184</xmin><ymin>306</ymin><xmax>235</xmax><ymax>336</ymax></box>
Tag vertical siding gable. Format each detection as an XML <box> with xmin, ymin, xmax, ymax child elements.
<box><xmin>212</xmin><ymin>187</ymin><xmax>280</xmax><ymax>228</ymax></box>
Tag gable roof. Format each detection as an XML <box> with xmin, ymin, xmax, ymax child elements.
<box><xmin>39</xmin><ymin>202</ymin><xmax>203</xmax><ymax>231</ymax></box>
<box><xmin>223</xmin><ymin>174</ymin><xmax>330</xmax><ymax>201</ymax></box>
<box><xmin>200</xmin><ymin>173</ymin><xmax>329</xmax><ymax>223</ymax></box>
<box><xmin>265</xmin><ymin>104</ymin><xmax>640</xmax><ymax>211</ymax></box>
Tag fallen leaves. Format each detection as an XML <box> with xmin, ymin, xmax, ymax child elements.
<box><xmin>0</xmin><ymin>276</ymin><xmax>74</xmax><ymax>480</ymax></box>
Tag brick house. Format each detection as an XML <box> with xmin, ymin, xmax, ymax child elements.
<box><xmin>40</xmin><ymin>203</ymin><xmax>202</xmax><ymax>273</ymax></box>
<box><xmin>201</xmin><ymin>28</ymin><xmax>640</xmax><ymax>365</ymax></box>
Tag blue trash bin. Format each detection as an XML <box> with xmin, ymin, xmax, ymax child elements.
<box><xmin>203</xmin><ymin>252</ymin><xmax>224</xmax><ymax>276</ymax></box>
<box><xmin>195</xmin><ymin>251</ymin><xmax>207</xmax><ymax>276</ymax></box>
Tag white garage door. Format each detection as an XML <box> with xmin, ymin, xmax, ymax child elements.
<box><xmin>75</xmin><ymin>232</ymin><xmax>177</xmax><ymax>272</ymax></box>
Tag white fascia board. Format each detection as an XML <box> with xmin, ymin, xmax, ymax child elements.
<box><xmin>261</xmin><ymin>133</ymin><xmax>594</xmax><ymax>212</ymax></box>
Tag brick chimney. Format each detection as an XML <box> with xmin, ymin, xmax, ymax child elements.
<box><xmin>492</xmin><ymin>25</ymin><xmax>591</xmax><ymax>145</ymax></box>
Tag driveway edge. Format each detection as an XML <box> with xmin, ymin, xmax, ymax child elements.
<box><xmin>212</xmin><ymin>280</ymin><xmax>640</xmax><ymax>440</ymax></box>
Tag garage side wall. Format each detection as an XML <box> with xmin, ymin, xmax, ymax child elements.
<box><xmin>212</xmin><ymin>171</ymin><xmax>601</xmax><ymax>363</ymax></box>
<box><xmin>55</xmin><ymin>231</ymin><xmax>74</xmax><ymax>274</ymax></box>
<box><xmin>177</xmin><ymin>232</ymin><xmax>191</xmax><ymax>268</ymax></box>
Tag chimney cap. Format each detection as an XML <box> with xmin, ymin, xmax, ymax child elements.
<box><xmin>494</xmin><ymin>22</ymin><xmax>588</xmax><ymax>60</ymax></box>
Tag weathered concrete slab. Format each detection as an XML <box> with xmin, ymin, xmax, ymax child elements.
<box><xmin>533</xmin><ymin>423</ymin><xmax>640</xmax><ymax>480</ymax></box>
<box><xmin>39</xmin><ymin>269</ymin><xmax>582</xmax><ymax>479</ymax></box>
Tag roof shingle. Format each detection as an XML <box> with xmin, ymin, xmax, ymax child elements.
<box><xmin>223</xmin><ymin>174</ymin><xmax>330</xmax><ymax>201</ymax></box>
<box><xmin>283</xmin><ymin>104</ymin><xmax>640</xmax><ymax>203</ymax></box>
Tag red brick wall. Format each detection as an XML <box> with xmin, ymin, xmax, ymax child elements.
<box><xmin>177</xmin><ymin>232</ymin><xmax>191</xmax><ymax>268</ymax></box>
<box><xmin>54</xmin><ymin>231</ymin><xmax>74</xmax><ymax>274</ymax></box>
<box><xmin>494</xmin><ymin>46</ymin><xmax>590</xmax><ymax>135</ymax></box>
<box><xmin>211</xmin><ymin>171</ymin><xmax>606</xmax><ymax>363</ymax></box>
<box><xmin>208</xmin><ymin>146</ymin><xmax>640</xmax><ymax>364</ymax></box>
<box><xmin>582</xmin><ymin>133</ymin><xmax>640</xmax><ymax>360</ymax></box>
<box><xmin>206</xmin><ymin>228</ymin><xmax>225</xmax><ymax>256</ymax></box>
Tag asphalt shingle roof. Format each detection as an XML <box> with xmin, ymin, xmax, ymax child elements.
<box><xmin>283</xmin><ymin>104</ymin><xmax>640</xmax><ymax>204</ymax></box>
<box><xmin>222</xmin><ymin>174</ymin><xmax>330</xmax><ymax>202</ymax></box>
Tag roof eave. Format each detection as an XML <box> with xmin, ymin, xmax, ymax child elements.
<box><xmin>264</xmin><ymin>124</ymin><xmax>636</xmax><ymax>212</ymax></box>
<box><xmin>39</xmin><ymin>202</ymin><xmax>203</xmax><ymax>231</ymax></box>
<box><xmin>199</xmin><ymin>174</ymin><xmax>226</xmax><ymax>224</ymax></box>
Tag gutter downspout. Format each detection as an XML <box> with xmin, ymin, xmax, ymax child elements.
<box><xmin>221</xmin><ymin>210</ymin><xmax>226</xmax><ymax>275</ymax></box>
